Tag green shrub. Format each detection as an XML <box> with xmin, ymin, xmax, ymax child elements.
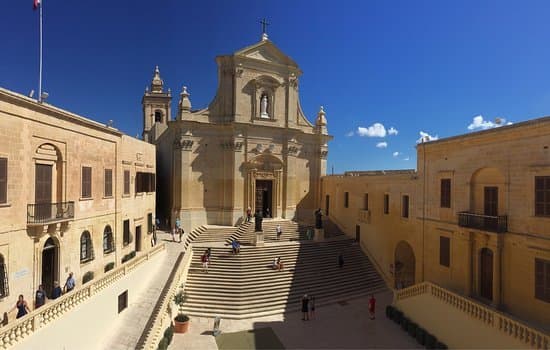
<box><xmin>416</xmin><ymin>327</ymin><xmax>426</xmax><ymax>346</ymax></box>
<box><xmin>425</xmin><ymin>333</ymin><xmax>437</xmax><ymax>349</ymax></box>
<box><xmin>174</xmin><ymin>313</ymin><xmax>189</xmax><ymax>322</ymax></box>
<box><xmin>385</xmin><ymin>305</ymin><xmax>394</xmax><ymax>319</ymax></box>
<box><xmin>163</xmin><ymin>325</ymin><xmax>174</xmax><ymax>344</ymax></box>
<box><xmin>82</xmin><ymin>271</ymin><xmax>94</xmax><ymax>284</ymax></box>
<box><xmin>401</xmin><ymin>317</ymin><xmax>409</xmax><ymax>331</ymax></box>
<box><xmin>121</xmin><ymin>251</ymin><xmax>136</xmax><ymax>263</ymax></box>
<box><xmin>435</xmin><ymin>341</ymin><xmax>448</xmax><ymax>349</ymax></box>
<box><xmin>393</xmin><ymin>310</ymin><xmax>403</xmax><ymax>324</ymax></box>
<box><xmin>104</xmin><ymin>262</ymin><xmax>115</xmax><ymax>272</ymax></box>
<box><xmin>407</xmin><ymin>322</ymin><xmax>417</xmax><ymax>337</ymax></box>
<box><xmin>174</xmin><ymin>290</ymin><xmax>186</xmax><ymax>305</ymax></box>
<box><xmin>157</xmin><ymin>337</ymin><xmax>168</xmax><ymax>350</ymax></box>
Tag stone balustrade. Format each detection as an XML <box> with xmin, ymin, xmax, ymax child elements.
<box><xmin>141</xmin><ymin>244</ymin><xmax>194</xmax><ymax>350</ymax></box>
<box><xmin>0</xmin><ymin>244</ymin><xmax>165</xmax><ymax>349</ymax></box>
<box><xmin>394</xmin><ymin>281</ymin><xmax>549</xmax><ymax>350</ymax></box>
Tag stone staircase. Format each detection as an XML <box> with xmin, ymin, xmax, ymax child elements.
<box><xmin>190</xmin><ymin>225</ymin><xmax>237</xmax><ymax>244</ymax></box>
<box><xmin>180</xmin><ymin>239</ymin><xmax>387</xmax><ymax>319</ymax></box>
<box><xmin>229</xmin><ymin>219</ymin><xmax>315</xmax><ymax>244</ymax></box>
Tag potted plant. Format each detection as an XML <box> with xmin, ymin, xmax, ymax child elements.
<box><xmin>173</xmin><ymin>291</ymin><xmax>189</xmax><ymax>333</ymax></box>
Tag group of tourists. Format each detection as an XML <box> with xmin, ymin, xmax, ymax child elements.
<box><xmin>171</xmin><ymin>217</ymin><xmax>185</xmax><ymax>243</ymax></box>
<box><xmin>9</xmin><ymin>272</ymin><xmax>76</xmax><ymax>320</ymax></box>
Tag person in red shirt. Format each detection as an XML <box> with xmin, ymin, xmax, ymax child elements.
<box><xmin>368</xmin><ymin>294</ymin><xmax>376</xmax><ymax>320</ymax></box>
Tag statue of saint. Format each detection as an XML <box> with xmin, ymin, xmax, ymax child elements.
<box><xmin>254</xmin><ymin>210</ymin><xmax>264</xmax><ymax>232</ymax></box>
<box><xmin>315</xmin><ymin>208</ymin><xmax>323</xmax><ymax>229</ymax></box>
<box><xmin>260</xmin><ymin>94</ymin><xmax>269</xmax><ymax>118</ymax></box>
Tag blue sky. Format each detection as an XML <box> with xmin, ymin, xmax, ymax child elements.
<box><xmin>2</xmin><ymin>0</ymin><xmax>550</xmax><ymax>173</ymax></box>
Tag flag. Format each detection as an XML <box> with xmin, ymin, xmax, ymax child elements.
<box><xmin>33</xmin><ymin>0</ymin><xmax>40</xmax><ymax>10</ymax></box>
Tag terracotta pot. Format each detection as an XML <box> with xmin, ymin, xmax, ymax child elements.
<box><xmin>174</xmin><ymin>319</ymin><xmax>190</xmax><ymax>333</ymax></box>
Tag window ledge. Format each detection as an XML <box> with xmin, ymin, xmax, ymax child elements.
<box><xmin>79</xmin><ymin>197</ymin><xmax>93</xmax><ymax>202</ymax></box>
<box><xmin>0</xmin><ymin>203</ymin><xmax>11</xmax><ymax>208</ymax></box>
<box><xmin>103</xmin><ymin>250</ymin><xmax>115</xmax><ymax>256</ymax></box>
<box><xmin>102</xmin><ymin>196</ymin><xmax>114</xmax><ymax>200</ymax></box>
<box><xmin>122</xmin><ymin>194</ymin><xmax>131</xmax><ymax>198</ymax></box>
<box><xmin>80</xmin><ymin>258</ymin><xmax>94</xmax><ymax>266</ymax></box>
<box><xmin>135</xmin><ymin>193</ymin><xmax>144</xmax><ymax>197</ymax></box>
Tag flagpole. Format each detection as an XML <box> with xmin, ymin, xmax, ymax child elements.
<box><xmin>38</xmin><ymin>0</ymin><xmax>43</xmax><ymax>102</ymax></box>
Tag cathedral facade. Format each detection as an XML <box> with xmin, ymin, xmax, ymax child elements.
<box><xmin>143</xmin><ymin>35</ymin><xmax>332</xmax><ymax>232</ymax></box>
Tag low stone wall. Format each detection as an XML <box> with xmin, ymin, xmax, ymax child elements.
<box><xmin>394</xmin><ymin>282</ymin><xmax>549</xmax><ymax>349</ymax></box>
<box><xmin>0</xmin><ymin>244</ymin><xmax>165</xmax><ymax>349</ymax></box>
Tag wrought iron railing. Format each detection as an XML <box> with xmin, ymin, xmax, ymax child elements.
<box><xmin>458</xmin><ymin>211</ymin><xmax>507</xmax><ymax>233</ymax></box>
<box><xmin>27</xmin><ymin>201</ymin><xmax>75</xmax><ymax>224</ymax></box>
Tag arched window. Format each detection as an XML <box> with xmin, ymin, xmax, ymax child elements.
<box><xmin>154</xmin><ymin>110</ymin><xmax>162</xmax><ymax>123</ymax></box>
<box><xmin>0</xmin><ymin>255</ymin><xmax>8</xmax><ymax>298</ymax></box>
<box><xmin>80</xmin><ymin>231</ymin><xmax>94</xmax><ymax>263</ymax></box>
<box><xmin>103</xmin><ymin>225</ymin><xmax>114</xmax><ymax>254</ymax></box>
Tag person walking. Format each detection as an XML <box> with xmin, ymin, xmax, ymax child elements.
<box><xmin>179</xmin><ymin>227</ymin><xmax>184</xmax><ymax>243</ymax></box>
<box><xmin>368</xmin><ymin>294</ymin><xmax>376</xmax><ymax>320</ymax></box>
<box><xmin>338</xmin><ymin>253</ymin><xmax>344</xmax><ymax>269</ymax></box>
<box><xmin>246</xmin><ymin>207</ymin><xmax>252</xmax><ymax>222</ymax></box>
<box><xmin>51</xmin><ymin>281</ymin><xmax>62</xmax><ymax>299</ymax></box>
<box><xmin>64</xmin><ymin>272</ymin><xmax>76</xmax><ymax>293</ymax></box>
<box><xmin>301</xmin><ymin>294</ymin><xmax>310</xmax><ymax>321</ymax></box>
<box><xmin>276</xmin><ymin>224</ymin><xmax>282</xmax><ymax>240</ymax></box>
<box><xmin>152</xmin><ymin>228</ymin><xmax>157</xmax><ymax>247</ymax></box>
<box><xmin>35</xmin><ymin>284</ymin><xmax>47</xmax><ymax>309</ymax></box>
<box><xmin>309</xmin><ymin>295</ymin><xmax>316</xmax><ymax>320</ymax></box>
<box><xmin>10</xmin><ymin>295</ymin><xmax>31</xmax><ymax>319</ymax></box>
<box><xmin>201</xmin><ymin>251</ymin><xmax>209</xmax><ymax>273</ymax></box>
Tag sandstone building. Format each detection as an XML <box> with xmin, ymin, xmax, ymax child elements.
<box><xmin>142</xmin><ymin>34</ymin><xmax>332</xmax><ymax>232</ymax></box>
<box><xmin>322</xmin><ymin>117</ymin><xmax>550</xmax><ymax>330</ymax></box>
<box><xmin>0</xmin><ymin>88</ymin><xmax>156</xmax><ymax>316</ymax></box>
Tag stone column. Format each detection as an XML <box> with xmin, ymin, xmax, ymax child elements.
<box><xmin>464</xmin><ymin>232</ymin><xmax>473</xmax><ymax>296</ymax></box>
<box><xmin>492</xmin><ymin>240</ymin><xmax>502</xmax><ymax>308</ymax></box>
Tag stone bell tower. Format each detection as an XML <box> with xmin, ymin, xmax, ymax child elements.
<box><xmin>142</xmin><ymin>66</ymin><xmax>171</xmax><ymax>144</ymax></box>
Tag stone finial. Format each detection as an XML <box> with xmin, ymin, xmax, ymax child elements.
<box><xmin>178</xmin><ymin>86</ymin><xmax>192</xmax><ymax>119</ymax></box>
<box><xmin>316</xmin><ymin>106</ymin><xmax>327</xmax><ymax>126</ymax></box>
<box><xmin>261</xmin><ymin>33</ymin><xmax>269</xmax><ymax>41</ymax></box>
<box><xmin>151</xmin><ymin>65</ymin><xmax>164</xmax><ymax>93</ymax></box>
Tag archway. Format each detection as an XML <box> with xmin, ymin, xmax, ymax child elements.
<box><xmin>246</xmin><ymin>154</ymin><xmax>283</xmax><ymax>218</ymax></box>
<box><xmin>479</xmin><ymin>248</ymin><xmax>493</xmax><ymax>301</ymax></box>
<box><xmin>42</xmin><ymin>237</ymin><xmax>59</xmax><ymax>298</ymax></box>
<box><xmin>395</xmin><ymin>241</ymin><xmax>416</xmax><ymax>289</ymax></box>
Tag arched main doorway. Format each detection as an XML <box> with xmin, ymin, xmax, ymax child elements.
<box><xmin>395</xmin><ymin>241</ymin><xmax>416</xmax><ymax>289</ymax></box>
<box><xmin>479</xmin><ymin>248</ymin><xmax>493</xmax><ymax>301</ymax></box>
<box><xmin>42</xmin><ymin>237</ymin><xmax>59</xmax><ymax>298</ymax></box>
<box><xmin>246</xmin><ymin>154</ymin><xmax>283</xmax><ymax>218</ymax></box>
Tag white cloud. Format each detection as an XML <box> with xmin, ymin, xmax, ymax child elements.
<box><xmin>388</xmin><ymin>127</ymin><xmax>399</xmax><ymax>135</ymax></box>
<box><xmin>392</xmin><ymin>151</ymin><xmax>400</xmax><ymax>157</ymax></box>
<box><xmin>357</xmin><ymin>123</ymin><xmax>386</xmax><ymax>137</ymax></box>
<box><xmin>468</xmin><ymin>115</ymin><xmax>512</xmax><ymax>131</ymax></box>
<box><xmin>345</xmin><ymin>131</ymin><xmax>354</xmax><ymax>137</ymax></box>
<box><xmin>403</xmin><ymin>157</ymin><xmax>410</xmax><ymax>161</ymax></box>
<box><xmin>376</xmin><ymin>142</ymin><xmax>388</xmax><ymax>148</ymax></box>
<box><xmin>416</xmin><ymin>131</ymin><xmax>439</xmax><ymax>143</ymax></box>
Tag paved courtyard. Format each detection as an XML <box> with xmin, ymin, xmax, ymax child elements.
<box><xmin>170</xmin><ymin>291</ymin><xmax>420</xmax><ymax>349</ymax></box>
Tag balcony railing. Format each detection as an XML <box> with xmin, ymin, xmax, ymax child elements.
<box><xmin>27</xmin><ymin>201</ymin><xmax>75</xmax><ymax>225</ymax></box>
<box><xmin>458</xmin><ymin>211</ymin><xmax>507</xmax><ymax>233</ymax></box>
<box><xmin>358</xmin><ymin>209</ymin><xmax>371</xmax><ymax>224</ymax></box>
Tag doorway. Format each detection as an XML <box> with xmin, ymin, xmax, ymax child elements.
<box><xmin>480</xmin><ymin>248</ymin><xmax>493</xmax><ymax>301</ymax></box>
<box><xmin>42</xmin><ymin>237</ymin><xmax>58</xmax><ymax>298</ymax></box>
<box><xmin>255</xmin><ymin>180</ymin><xmax>273</xmax><ymax>218</ymax></box>
<box><xmin>484</xmin><ymin>187</ymin><xmax>498</xmax><ymax>231</ymax></box>
<box><xmin>35</xmin><ymin>164</ymin><xmax>52</xmax><ymax>222</ymax></box>
<box><xmin>135</xmin><ymin>225</ymin><xmax>142</xmax><ymax>252</ymax></box>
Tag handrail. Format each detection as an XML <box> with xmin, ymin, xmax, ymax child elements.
<box><xmin>0</xmin><ymin>244</ymin><xmax>166</xmax><ymax>349</ymax></box>
<box><xmin>394</xmin><ymin>282</ymin><xmax>549</xmax><ymax>350</ymax></box>
<box><xmin>27</xmin><ymin>201</ymin><xmax>75</xmax><ymax>225</ymax></box>
<box><xmin>140</xmin><ymin>244</ymin><xmax>194</xmax><ymax>350</ymax></box>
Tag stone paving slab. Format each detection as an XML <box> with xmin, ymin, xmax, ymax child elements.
<box><xmin>170</xmin><ymin>291</ymin><xmax>420</xmax><ymax>349</ymax></box>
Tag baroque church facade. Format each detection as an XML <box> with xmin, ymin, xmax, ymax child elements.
<box><xmin>142</xmin><ymin>35</ymin><xmax>332</xmax><ymax>232</ymax></box>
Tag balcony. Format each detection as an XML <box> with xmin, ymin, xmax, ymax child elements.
<box><xmin>27</xmin><ymin>202</ymin><xmax>75</xmax><ymax>225</ymax></box>
<box><xmin>458</xmin><ymin>211</ymin><xmax>507</xmax><ymax>233</ymax></box>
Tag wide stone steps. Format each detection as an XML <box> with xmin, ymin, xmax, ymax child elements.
<box><xmin>179</xmin><ymin>239</ymin><xmax>387</xmax><ymax>319</ymax></box>
<box><xmin>190</xmin><ymin>226</ymin><xmax>237</xmax><ymax>243</ymax></box>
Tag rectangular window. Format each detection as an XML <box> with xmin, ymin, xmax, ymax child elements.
<box><xmin>535</xmin><ymin>258</ymin><xmax>550</xmax><ymax>302</ymax></box>
<box><xmin>104</xmin><ymin>169</ymin><xmax>113</xmax><ymax>197</ymax></box>
<box><xmin>440</xmin><ymin>236</ymin><xmax>450</xmax><ymax>267</ymax></box>
<box><xmin>384</xmin><ymin>194</ymin><xmax>389</xmax><ymax>214</ymax></box>
<box><xmin>535</xmin><ymin>176</ymin><xmax>550</xmax><ymax>217</ymax></box>
<box><xmin>81</xmin><ymin>166</ymin><xmax>92</xmax><ymax>198</ymax></box>
<box><xmin>441</xmin><ymin>179</ymin><xmax>451</xmax><ymax>208</ymax></box>
<box><xmin>364</xmin><ymin>193</ymin><xmax>369</xmax><ymax>210</ymax></box>
<box><xmin>0</xmin><ymin>261</ymin><xmax>9</xmax><ymax>298</ymax></box>
<box><xmin>402</xmin><ymin>195</ymin><xmax>409</xmax><ymax>218</ymax></box>
<box><xmin>124</xmin><ymin>170</ymin><xmax>130</xmax><ymax>195</ymax></box>
<box><xmin>0</xmin><ymin>158</ymin><xmax>7</xmax><ymax>204</ymax></box>
<box><xmin>344</xmin><ymin>192</ymin><xmax>349</xmax><ymax>208</ymax></box>
<box><xmin>136</xmin><ymin>172</ymin><xmax>156</xmax><ymax>193</ymax></box>
<box><xmin>147</xmin><ymin>213</ymin><xmax>153</xmax><ymax>234</ymax></box>
<box><xmin>123</xmin><ymin>219</ymin><xmax>130</xmax><ymax>246</ymax></box>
